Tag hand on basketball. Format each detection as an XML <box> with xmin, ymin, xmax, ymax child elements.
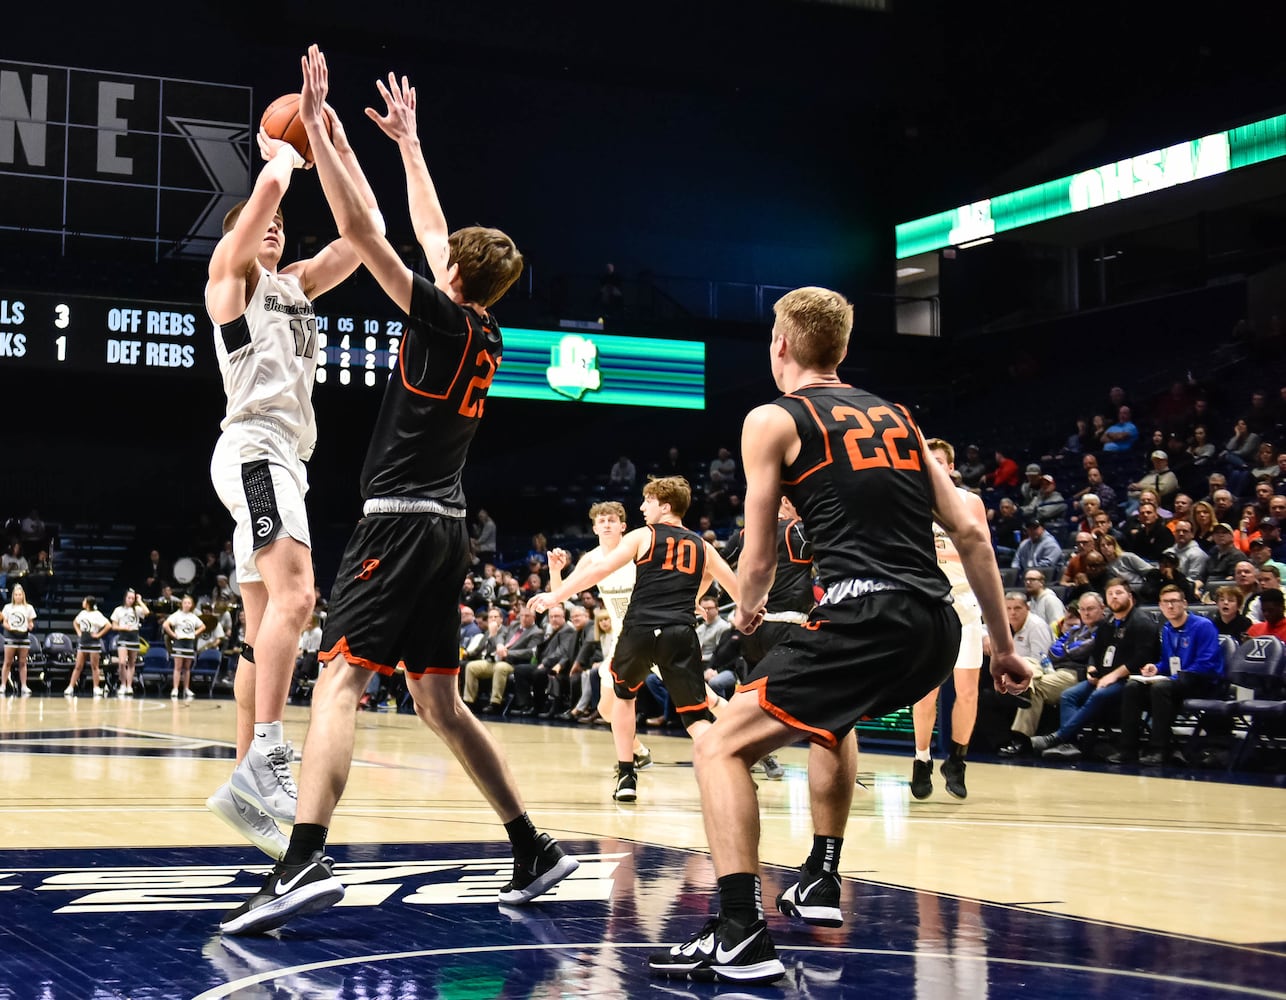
<box><xmin>258</xmin><ymin>128</ymin><xmax>305</xmax><ymax>169</ymax></box>
<box><xmin>733</xmin><ymin>605</ymin><xmax>764</xmax><ymax>635</ymax></box>
<box><xmin>990</xmin><ymin>650</ymin><xmax>1033</xmax><ymax>695</ymax></box>
<box><xmin>366</xmin><ymin>72</ymin><xmax>418</xmax><ymax>144</ymax></box>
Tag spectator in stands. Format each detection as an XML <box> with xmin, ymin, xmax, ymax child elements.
<box><xmin>1164</xmin><ymin>520</ymin><xmax>1208</xmax><ymax>586</ymax></box>
<box><xmin>990</xmin><ymin>497</ymin><xmax>1024</xmax><ymax>558</ymax></box>
<box><xmin>18</xmin><ymin>510</ymin><xmax>45</xmax><ymax>549</ymax></box>
<box><xmin>1004</xmin><ymin>591</ymin><xmax>1054</xmax><ymax>665</ymax></box>
<box><xmin>1211</xmin><ymin>489</ymin><xmax>1239</xmax><ymax>534</ymax></box>
<box><xmin>0</xmin><ymin>542</ymin><xmax>27</xmax><ymax>596</ymax></box>
<box><xmin>1247</xmin><ymin>538</ymin><xmax>1286</xmax><ymax>581</ymax></box>
<box><xmin>1024</xmin><ymin>569</ymin><xmax>1065</xmax><ymax>627</ymax></box>
<box><xmin>1102</xmin><ymin>406</ymin><xmax>1139</xmax><ymax>453</ymax></box>
<box><xmin>1128</xmin><ymin>451</ymin><xmax>1180</xmax><ymax>507</ymax></box>
<box><xmin>459</xmin><ymin>576</ymin><xmax>488</xmax><ymax>617</ymax></box>
<box><xmin>1165</xmin><ymin>494</ymin><xmax>1195</xmax><ymax>533</ymax></box>
<box><xmin>1020</xmin><ymin>464</ymin><xmax>1044</xmax><ymax>506</ymax></box>
<box><xmin>1078</xmin><ymin>467</ymin><xmax>1118</xmax><ymax>518</ymax></box>
<box><xmin>1250</xmin><ymin>441</ymin><xmax>1279</xmax><ymax>481</ymax></box>
<box><xmin>956</xmin><ymin>445</ymin><xmax>987</xmax><ymax>489</ymax></box>
<box><xmin>1190</xmin><ymin>501</ymin><xmax>1218</xmax><ymax>552</ymax></box>
<box><xmin>1075</xmin><ymin>494</ymin><xmax>1104</xmax><ymax>534</ymax></box>
<box><xmin>609</xmin><ymin>454</ymin><xmax>637</xmax><ymax>489</ymax></box>
<box><xmin>1060</xmin><ymin>532</ymin><xmax>1096</xmax><ymax>586</ymax></box>
<box><xmin>1205</xmin><ymin>522</ymin><xmax>1244</xmax><ymax>582</ymax></box>
<box><xmin>23</xmin><ymin>549</ymin><xmax>52</xmax><ymax>608</ymax></box>
<box><xmin>1101</xmin><ymin>385</ymin><xmax>1130</xmax><ymax>423</ymax></box>
<box><xmin>1066</xmin><ymin>549</ymin><xmax>1110</xmax><ymax>603</ymax></box>
<box><xmin>512</xmin><ymin>603</ymin><xmax>574</xmax><ymax>716</ymax></box>
<box><xmin>659</xmin><ymin>445</ymin><xmax>686</xmax><ymax>480</ymax></box>
<box><xmin>537</xmin><ymin>604</ymin><xmax>590</xmax><ymax>719</ymax></box>
<box><xmin>1060</xmin><ymin>417</ymin><xmax>1097</xmax><ymax>457</ymax></box>
<box><xmin>142</xmin><ymin>549</ymin><xmax>169</xmax><ymax>599</ymax></box>
<box><xmin>1096</xmin><ymin>533</ymin><xmax>1152</xmax><ymax>591</ymax></box>
<box><xmin>999</xmin><ymin>591</ymin><xmax>1106</xmax><ymax>757</ymax></box>
<box><xmin>217</xmin><ymin>540</ymin><xmax>236</xmax><ymax>578</ymax></box>
<box><xmin>1213</xmin><ymin>584</ymin><xmax>1252</xmax><ymax>641</ymax></box>
<box><xmin>1110</xmin><ymin>584</ymin><xmax>1223</xmax><ymax>765</ymax></box>
<box><xmin>526</xmin><ymin>533</ymin><xmax>549</xmax><ymax>567</ymax></box>
<box><xmin>708</xmin><ymin>447</ymin><xmax>737</xmax><ymax>487</ymax></box>
<box><xmin>459</xmin><ymin>605</ymin><xmax>482</xmax><ymax>650</ymax></box>
<box><xmin>1122</xmin><ymin>502</ymin><xmax>1174</xmax><ymax>562</ymax></box>
<box><xmin>981</xmin><ymin>449</ymin><xmax>1019</xmax><ymax>489</ymax></box>
<box><xmin>1091</xmin><ymin>509</ymin><xmax>1121</xmax><ymax>543</ymax></box>
<box><xmin>1021</xmin><ymin>475</ymin><xmax>1067</xmax><ymax>536</ymax></box>
<box><xmin>1255</xmin><ymin>516</ymin><xmax>1286</xmax><ymax>563</ymax></box>
<box><xmin>1258</xmin><ymin>566</ymin><xmax>1284</xmax><ymax>597</ymax></box>
<box><xmin>1188</xmin><ymin>425</ymin><xmax>1217</xmax><ymax>474</ymax></box>
<box><xmin>1232</xmin><ymin>560</ymin><xmax>1261</xmax><ymax>619</ymax></box>
<box><xmin>463</xmin><ymin>607</ymin><xmax>510</xmax><ymax>711</ymax></box>
<box><xmin>1272</xmin><ymin>453</ymin><xmax>1286</xmax><ymax>496</ymax></box>
<box><xmin>694</xmin><ymin>595</ymin><xmax>734</xmax><ymax>699</ymax></box>
<box><xmin>473</xmin><ymin>509</ymin><xmax>498</xmax><ymax>566</ymax></box>
<box><xmin>1013</xmin><ymin>520</ymin><xmax>1061</xmax><ymax>574</ymax></box>
<box><xmin>1144</xmin><ymin>551</ymin><xmax>1197</xmax><ymax>604</ymax></box>
<box><xmin>1223</xmin><ymin>418</ymin><xmax>1260</xmax><ymax>469</ymax></box>
<box><xmin>1247</xmin><ymin>588</ymin><xmax>1286</xmax><ymax>640</ymax></box>
<box><xmin>1244</xmin><ymin>389</ymin><xmax>1275</xmax><ymax>437</ymax></box>
<box><xmin>1032</xmin><ymin>579</ymin><xmax>1159</xmax><ymax>761</ymax></box>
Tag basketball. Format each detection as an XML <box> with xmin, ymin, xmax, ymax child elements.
<box><xmin>259</xmin><ymin>93</ymin><xmax>330</xmax><ymax>165</ymax></box>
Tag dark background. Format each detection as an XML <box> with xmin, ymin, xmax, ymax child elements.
<box><xmin>6</xmin><ymin>1</ymin><xmax>1286</xmax><ymax>553</ymax></box>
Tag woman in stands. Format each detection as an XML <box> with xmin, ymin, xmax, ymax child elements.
<box><xmin>163</xmin><ymin>594</ymin><xmax>206</xmax><ymax>700</ymax></box>
<box><xmin>1188</xmin><ymin>425</ymin><xmax>1217</xmax><ymax>473</ymax></box>
<box><xmin>1096</xmin><ymin>533</ymin><xmax>1152</xmax><ymax>591</ymax></box>
<box><xmin>1</xmin><ymin>583</ymin><xmax>36</xmax><ymax>696</ymax></box>
<box><xmin>1250</xmin><ymin>441</ymin><xmax>1278</xmax><ymax>481</ymax></box>
<box><xmin>67</xmin><ymin>596</ymin><xmax>112</xmax><ymax>697</ymax></box>
<box><xmin>110</xmin><ymin>588</ymin><xmax>150</xmax><ymax>698</ymax></box>
<box><xmin>1223</xmin><ymin>418</ymin><xmax>1260</xmax><ymax>469</ymax></box>
<box><xmin>1191</xmin><ymin>500</ymin><xmax>1219</xmax><ymax>553</ymax></box>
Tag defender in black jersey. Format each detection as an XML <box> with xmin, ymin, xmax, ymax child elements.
<box><xmin>649</xmin><ymin>287</ymin><xmax>1031</xmax><ymax>985</ymax></box>
<box><xmin>221</xmin><ymin>49</ymin><xmax>576</xmax><ymax>938</ymax></box>
<box><xmin>530</xmin><ymin>476</ymin><xmax>739</xmax><ymax>802</ymax></box>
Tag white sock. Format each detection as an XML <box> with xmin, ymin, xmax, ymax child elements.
<box><xmin>915</xmin><ymin>748</ymin><xmax>931</xmax><ymax>762</ymax></box>
<box><xmin>253</xmin><ymin>721</ymin><xmax>285</xmax><ymax>752</ymax></box>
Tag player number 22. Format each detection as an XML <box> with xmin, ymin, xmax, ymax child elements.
<box><xmin>459</xmin><ymin>350</ymin><xmax>498</xmax><ymax>418</ymax></box>
<box><xmin>832</xmin><ymin>405</ymin><xmax>921</xmax><ymax>472</ymax></box>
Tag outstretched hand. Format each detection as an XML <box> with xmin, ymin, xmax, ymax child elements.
<box><xmin>300</xmin><ymin>43</ymin><xmax>328</xmax><ymax>130</ymax></box>
<box><xmin>366</xmin><ymin>72</ymin><xmax>418</xmax><ymax>143</ymax></box>
<box><xmin>990</xmin><ymin>650</ymin><xmax>1034</xmax><ymax>695</ymax></box>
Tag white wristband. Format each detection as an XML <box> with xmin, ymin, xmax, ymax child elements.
<box><xmin>369</xmin><ymin>209</ymin><xmax>386</xmax><ymax>236</ymax></box>
<box><xmin>283</xmin><ymin>144</ymin><xmax>305</xmax><ymax>170</ymax></box>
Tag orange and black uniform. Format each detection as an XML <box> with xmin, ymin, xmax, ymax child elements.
<box><xmin>320</xmin><ymin>272</ymin><xmax>501</xmax><ymax>676</ymax></box>
<box><xmin>722</xmin><ymin>518</ymin><xmax>814</xmax><ymax>666</ymax></box>
<box><xmin>743</xmin><ymin>383</ymin><xmax>959</xmax><ymax>747</ymax></box>
<box><xmin>612</xmin><ymin>522</ymin><xmax>716</xmax><ymax>729</ymax></box>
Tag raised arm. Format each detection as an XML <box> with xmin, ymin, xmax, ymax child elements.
<box><xmin>299</xmin><ymin>45</ymin><xmax>414</xmax><ymax>314</ymax></box>
<box><xmin>365</xmin><ymin>71</ymin><xmax>451</xmax><ymax>280</ymax></box>
<box><xmin>530</xmin><ymin>532</ymin><xmax>644</xmax><ymax>611</ymax></box>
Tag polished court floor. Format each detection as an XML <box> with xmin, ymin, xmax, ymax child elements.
<box><xmin>0</xmin><ymin>692</ymin><xmax>1283</xmax><ymax>998</ymax></box>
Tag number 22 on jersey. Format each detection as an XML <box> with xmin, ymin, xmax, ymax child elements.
<box><xmin>831</xmin><ymin>404</ymin><xmax>921</xmax><ymax>472</ymax></box>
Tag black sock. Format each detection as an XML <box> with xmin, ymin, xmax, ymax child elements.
<box><xmin>951</xmin><ymin>741</ymin><xmax>969</xmax><ymax>760</ymax></box>
<box><xmin>718</xmin><ymin>872</ymin><xmax>763</xmax><ymax>924</ymax></box>
<box><xmin>617</xmin><ymin>760</ymin><xmax>635</xmax><ymax>777</ymax></box>
<box><xmin>241</xmin><ymin>643</ymin><xmax>255</xmax><ymax>664</ymax></box>
<box><xmin>806</xmin><ymin>835</ymin><xmax>843</xmax><ymax>875</ymax></box>
<box><xmin>283</xmin><ymin>823</ymin><xmax>327</xmax><ymax>867</ymax></box>
<box><xmin>504</xmin><ymin>813</ymin><xmax>539</xmax><ymax>857</ymax></box>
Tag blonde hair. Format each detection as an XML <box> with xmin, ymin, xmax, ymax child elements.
<box><xmin>925</xmin><ymin>437</ymin><xmax>954</xmax><ymax>465</ymax></box>
<box><xmin>589</xmin><ymin>501</ymin><xmax>627</xmax><ymax>522</ymax></box>
<box><xmin>643</xmin><ymin>476</ymin><xmax>692</xmax><ymax>518</ymax></box>
<box><xmin>772</xmin><ymin>286</ymin><xmax>853</xmax><ymax>370</ymax></box>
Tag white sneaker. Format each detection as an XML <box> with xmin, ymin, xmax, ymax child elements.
<box><xmin>93</xmin><ymin>686</ymin><xmax>104</xmax><ymax>699</ymax></box>
<box><xmin>117</xmin><ymin>689</ymin><xmax>128</xmax><ymax>699</ymax></box>
<box><xmin>171</xmin><ymin>689</ymin><xmax>179</xmax><ymax>700</ymax></box>
<box><xmin>20</xmin><ymin>686</ymin><xmax>31</xmax><ymax>697</ymax></box>
<box><xmin>63</xmin><ymin>685</ymin><xmax>74</xmax><ymax>697</ymax></box>
<box><xmin>230</xmin><ymin>743</ymin><xmax>298</xmax><ymax>823</ymax></box>
<box><xmin>206</xmin><ymin>781</ymin><xmax>287</xmax><ymax>860</ymax></box>
<box><xmin>184</xmin><ymin>688</ymin><xmax>196</xmax><ymax>700</ymax></box>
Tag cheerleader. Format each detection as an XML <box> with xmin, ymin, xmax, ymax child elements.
<box><xmin>2</xmin><ymin>584</ymin><xmax>36</xmax><ymax>696</ymax></box>
<box><xmin>110</xmin><ymin>588</ymin><xmax>150</xmax><ymax>697</ymax></box>
<box><xmin>67</xmin><ymin>596</ymin><xmax>112</xmax><ymax>697</ymax></box>
<box><xmin>163</xmin><ymin>595</ymin><xmax>206</xmax><ymax>700</ymax></box>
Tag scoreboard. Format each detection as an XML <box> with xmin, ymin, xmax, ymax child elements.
<box><xmin>0</xmin><ymin>290</ymin><xmax>706</xmax><ymax>408</ymax></box>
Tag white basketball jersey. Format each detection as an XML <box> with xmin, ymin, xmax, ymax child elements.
<box><xmin>934</xmin><ymin>487</ymin><xmax>982</xmax><ymax>626</ymax></box>
<box><xmin>593</xmin><ymin>547</ymin><xmax>636</xmax><ymax>632</ymax></box>
<box><xmin>210</xmin><ymin>266</ymin><xmax>319</xmax><ymax>460</ymax></box>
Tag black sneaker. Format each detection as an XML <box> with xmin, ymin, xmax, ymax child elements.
<box><xmin>941</xmin><ymin>756</ymin><xmax>967</xmax><ymax>799</ymax></box>
<box><xmin>498</xmin><ymin>833</ymin><xmax>580</xmax><ymax>904</ymax></box>
<box><xmin>910</xmin><ymin>758</ymin><xmax>933</xmax><ymax>800</ymax></box>
<box><xmin>614</xmin><ymin>767</ymin><xmax>638</xmax><ymax>802</ymax></box>
<box><xmin>219</xmin><ymin>851</ymin><xmax>345</xmax><ymax>936</ymax></box>
<box><xmin>776</xmin><ymin>864</ymin><xmax>842</xmax><ymax>926</ymax></box>
<box><xmin>648</xmin><ymin>915</ymin><xmax>785</xmax><ymax>985</ymax></box>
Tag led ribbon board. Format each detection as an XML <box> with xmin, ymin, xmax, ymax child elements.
<box><xmin>895</xmin><ymin>113</ymin><xmax>1286</xmax><ymax>258</ymax></box>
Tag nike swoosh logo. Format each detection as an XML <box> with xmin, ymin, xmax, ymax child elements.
<box><xmin>715</xmin><ymin>928</ymin><xmax>762</xmax><ymax>964</ymax></box>
<box><xmin>274</xmin><ymin>866</ymin><xmax>316</xmax><ymax>895</ymax></box>
<box><xmin>801</xmin><ymin>878</ymin><xmax>824</xmax><ymax>898</ymax></box>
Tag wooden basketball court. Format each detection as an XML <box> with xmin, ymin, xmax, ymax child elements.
<box><xmin>1</xmin><ymin>693</ymin><xmax>1283</xmax><ymax>997</ymax></box>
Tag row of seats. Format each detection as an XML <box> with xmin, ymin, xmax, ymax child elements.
<box><xmin>15</xmin><ymin>632</ymin><xmax>228</xmax><ymax>698</ymax></box>
<box><xmin>1186</xmin><ymin>635</ymin><xmax>1286</xmax><ymax>769</ymax></box>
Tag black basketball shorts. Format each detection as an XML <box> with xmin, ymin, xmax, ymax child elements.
<box><xmin>741</xmin><ymin>593</ymin><xmax>960</xmax><ymax>748</ymax></box>
<box><xmin>611</xmin><ymin>623</ymin><xmax>714</xmax><ymax>729</ymax></box>
<box><xmin>320</xmin><ymin>513</ymin><xmax>470</xmax><ymax>677</ymax></box>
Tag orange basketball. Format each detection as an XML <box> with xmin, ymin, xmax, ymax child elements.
<box><xmin>260</xmin><ymin>93</ymin><xmax>330</xmax><ymax>165</ymax></box>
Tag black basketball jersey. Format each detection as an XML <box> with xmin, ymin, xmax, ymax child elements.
<box><xmin>722</xmin><ymin>518</ymin><xmax>815</xmax><ymax>614</ymax></box>
<box><xmin>623</xmin><ymin>522</ymin><xmax>708</xmax><ymax>629</ymax></box>
<box><xmin>359</xmin><ymin>273</ymin><xmax>502</xmax><ymax>506</ymax></box>
<box><xmin>772</xmin><ymin>384</ymin><xmax>949</xmax><ymax>604</ymax></box>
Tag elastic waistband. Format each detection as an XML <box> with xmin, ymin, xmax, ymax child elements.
<box><xmin>819</xmin><ymin>578</ymin><xmax>909</xmax><ymax>606</ymax></box>
<box><xmin>363</xmin><ymin>497</ymin><xmax>467</xmax><ymax>519</ymax></box>
<box><xmin>762</xmin><ymin>611</ymin><xmax>809</xmax><ymax>624</ymax></box>
<box><xmin>225</xmin><ymin>415</ymin><xmax>300</xmax><ymax>443</ymax></box>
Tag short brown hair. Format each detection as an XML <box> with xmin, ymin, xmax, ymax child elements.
<box><xmin>643</xmin><ymin>475</ymin><xmax>692</xmax><ymax>518</ymax></box>
<box><xmin>1158</xmin><ymin>584</ymin><xmax>1186</xmax><ymax>600</ymax></box>
<box><xmin>448</xmin><ymin>226</ymin><xmax>524</xmax><ymax>308</ymax></box>
<box><xmin>772</xmin><ymin>286</ymin><xmax>853</xmax><ymax>370</ymax></box>
<box><xmin>925</xmin><ymin>437</ymin><xmax>954</xmax><ymax>465</ymax></box>
<box><xmin>222</xmin><ymin>199</ymin><xmax>282</xmax><ymax>236</ymax></box>
<box><xmin>1214</xmin><ymin>585</ymin><xmax>1242</xmax><ymax>602</ymax></box>
<box><xmin>589</xmin><ymin>501</ymin><xmax>627</xmax><ymax>522</ymax></box>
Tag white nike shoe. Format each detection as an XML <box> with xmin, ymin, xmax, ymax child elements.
<box><xmin>206</xmin><ymin>782</ymin><xmax>288</xmax><ymax>860</ymax></box>
<box><xmin>230</xmin><ymin>743</ymin><xmax>298</xmax><ymax>823</ymax></box>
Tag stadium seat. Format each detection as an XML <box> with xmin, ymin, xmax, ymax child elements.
<box><xmin>1183</xmin><ymin>636</ymin><xmax>1284</xmax><ymax>769</ymax></box>
<box><xmin>190</xmin><ymin>648</ymin><xmax>223</xmax><ymax>696</ymax></box>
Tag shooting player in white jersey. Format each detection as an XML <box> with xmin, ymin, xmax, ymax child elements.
<box><xmin>204</xmin><ymin>106</ymin><xmax>379</xmax><ymax>859</ymax></box>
